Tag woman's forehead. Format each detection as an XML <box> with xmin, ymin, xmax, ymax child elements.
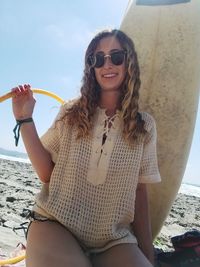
<box><xmin>95</xmin><ymin>36</ymin><xmax>122</xmax><ymax>53</ymax></box>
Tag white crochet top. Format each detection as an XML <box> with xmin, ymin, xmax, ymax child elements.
<box><xmin>34</xmin><ymin>102</ymin><xmax>161</xmax><ymax>252</ymax></box>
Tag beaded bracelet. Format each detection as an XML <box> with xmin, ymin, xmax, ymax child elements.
<box><xmin>13</xmin><ymin>118</ymin><xmax>33</xmax><ymax>146</ymax></box>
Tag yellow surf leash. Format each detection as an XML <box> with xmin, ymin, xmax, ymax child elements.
<box><xmin>0</xmin><ymin>253</ymin><xmax>25</xmax><ymax>265</ymax></box>
<box><xmin>0</xmin><ymin>88</ymin><xmax>65</xmax><ymax>105</ymax></box>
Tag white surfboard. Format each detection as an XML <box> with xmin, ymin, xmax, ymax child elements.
<box><xmin>120</xmin><ymin>0</ymin><xmax>200</xmax><ymax>238</ymax></box>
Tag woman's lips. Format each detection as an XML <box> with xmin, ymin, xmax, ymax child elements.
<box><xmin>102</xmin><ymin>73</ymin><xmax>118</xmax><ymax>78</ymax></box>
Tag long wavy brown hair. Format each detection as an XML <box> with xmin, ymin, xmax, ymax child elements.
<box><xmin>62</xmin><ymin>29</ymin><xmax>146</xmax><ymax>143</ymax></box>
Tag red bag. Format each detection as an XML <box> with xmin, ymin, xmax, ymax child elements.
<box><xmin>156</xmin><ymin>230</ymin><xmax>200</xmax><ymax>267</ymax></box>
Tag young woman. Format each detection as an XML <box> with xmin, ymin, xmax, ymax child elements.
<box><xmin>12</xmin><ymin>29</ymin><xmax>161</xmax><ymax>267</ymax></box>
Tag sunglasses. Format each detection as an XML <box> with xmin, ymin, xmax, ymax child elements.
<box><xmin>88</xmin><ymin>50</ymin><xmax>126</xmax><ymax>68</ymax></box>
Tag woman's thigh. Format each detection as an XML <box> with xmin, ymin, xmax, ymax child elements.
<box><xmin>26</xmin><ymin>220</ymin><xmax>92</xmax><ymax>267</ymax></box>
<box><xmin>91</xmin><ymin>243</ymin><xmax>153</xmax><ymax>267</ymax></box>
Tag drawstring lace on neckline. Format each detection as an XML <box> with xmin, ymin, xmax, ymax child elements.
<box><xmin>96</xmin><ymin>112</ymin><xmax>120</xmax><ymax>158</ymax></box>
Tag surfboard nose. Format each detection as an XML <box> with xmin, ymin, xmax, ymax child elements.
<box><xmin>136</xmin><ymin>0</ymin><xmax>190</xmax><ymax>5</ymax></box>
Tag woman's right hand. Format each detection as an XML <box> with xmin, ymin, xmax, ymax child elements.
<box><xmin>12</xmin><ymin>84</ymin><xmax>36</xmax><ymax>120</ymax></box>
<box><xmin>11</xmin><ymin>84</ymin><xmax>54</xmax><ymax>182</ymax></box>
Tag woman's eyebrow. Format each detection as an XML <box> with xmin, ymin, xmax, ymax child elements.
<box><xmin>110</xmin><ymin>49</ymin><xmax>121</xmax><ymax>52</ymax></box>
<box><xmin>95</xmin><ymin>48</ymin><xmax>121</xmax><ymax>54</ymax></box>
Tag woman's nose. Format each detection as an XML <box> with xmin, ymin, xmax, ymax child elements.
<box><xmin>103</xmin><ymin>55</ymin><xmax>113</xmax><ymax>68</ymax></box>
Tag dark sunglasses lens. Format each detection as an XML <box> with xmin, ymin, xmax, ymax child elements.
<box><xmin>94</xmin><ymin>54</ymin><xmax>105</xmax><ymax>68</ymax></box>
<box><xmin>87</xmin><ymin>54</ymin><xmax>104</xmax><ymax>68</ymax></box>
<box><xmin>111</xmin><ymin>51</ymin><xmax>125</xmax><ymax>65</ymax></box>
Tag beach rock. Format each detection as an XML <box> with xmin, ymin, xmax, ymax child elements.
<box><xmin>6</xmin><ymin>196</ymin><xmax>16</xmax><ymax>202</ymax></box>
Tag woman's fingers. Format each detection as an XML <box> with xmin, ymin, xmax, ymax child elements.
<box><xmin>24</xmin><ymin>84</ymin><xmax>33</xmax><ymax>97</ymax></box>
<box><xmin>11</xmin><ymin>87</ymin><xmax>20</xmax><ymax>98</ymax></box>
<box><xmin>18</xmin><ymin>84</ymin><xmax>29</xmax><ymax>94</ymax></box>
<box><xmin>11</xmin><ymin>84</ymin><xmax>32</xmax><ymax>97</ymax></box>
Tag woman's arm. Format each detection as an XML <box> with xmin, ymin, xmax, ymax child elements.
<box><xmin>20</xmin><ymin>122</ymin><xmax>54</xmax><ymax>183</ymax></box>
<box><xmin>12</xmin><ymin>84</ymin><xmax>54</xmax><ymax>183</ymax></box>
<box><xmin>131</xmin><ymin>183</ymin><xmax>154</xmax><ymax>265</ymax></box>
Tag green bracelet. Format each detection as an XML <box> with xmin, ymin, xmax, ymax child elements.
<box><xmin>13</xmin><ymin>118</ymin><xmax>33</xmax><ymax>146</ymax></box>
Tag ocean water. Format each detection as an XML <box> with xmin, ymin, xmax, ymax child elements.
<box><xmin>0</xmin><ymin>154</ymin><xmax>30</xmax><ymax>163</ymax></box>
<box><xmin>178</xmin><ymin>183</ymin><xmax>200</xmax><ymax>198</ymax></box>
<box><xmin>0</xmin><ymin>154</ymin><xmax>200</xmax><ymax>198</ymax></box>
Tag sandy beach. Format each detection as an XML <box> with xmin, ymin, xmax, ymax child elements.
<box><xmin>0</xmin><ymin>157</ymin><xmax>200</xmax><ymax>255</ymax></box>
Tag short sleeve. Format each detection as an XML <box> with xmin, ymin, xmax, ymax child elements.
<box><xmin>138</xmin><ymin>113</ymin><xmax>161</xmax><ymax>183</ymax></box>
<box><xmin>40</xmin><ymin>103</ymin><xmax>67</xmax><ymax>163</ymax></box>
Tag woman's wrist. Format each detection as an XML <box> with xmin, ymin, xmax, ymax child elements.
<box><xmin>13</xmin><ymin>118</ymin><xmax>34</xmax><ymax>146</ymax></box>
<box><xmin>15</xmin><ymin>115</ymin><xmax>33</xmax><ymax>120</ymax></box>
<box><xmin>16</xmin><ymin>117</ymin><xmax>33</xmax><ymax>123</ymax></box>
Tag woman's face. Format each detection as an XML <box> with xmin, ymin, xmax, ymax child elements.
<box><xmin>93</xmin><ymin>36</ymin><xmax>126</xmax><ymax>93</ymax></box>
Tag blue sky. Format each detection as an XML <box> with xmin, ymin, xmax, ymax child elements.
<box><xmin>0</xmin><ymin>0</ymin><xmax>199</xmax><ymax>186</ymax></box>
